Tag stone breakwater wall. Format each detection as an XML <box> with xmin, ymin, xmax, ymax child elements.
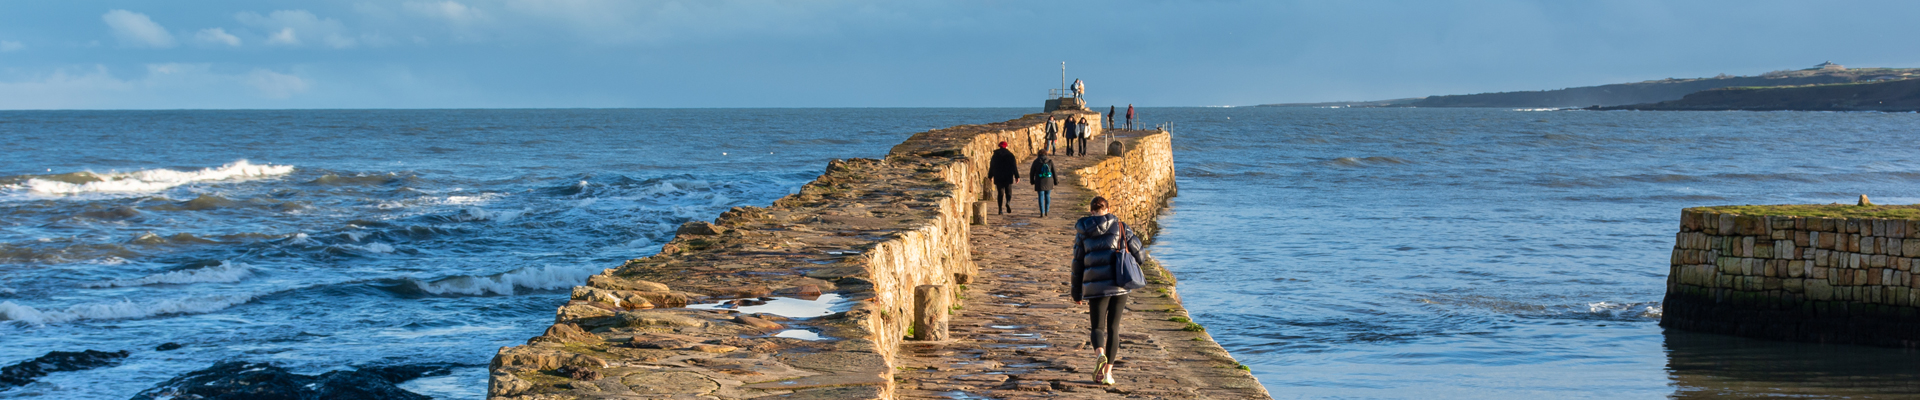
<box><xmin>1073</xmin><ymin>131</ymin><xmax>1176</xmax><ymax>241</ymax></box>
<box><xmin>1662</xmin><ymin>209</ymin><xmax>1920</xmax><ymax>347</ymax></box>
<box><xmin>487</xmin><ymin>111</ymin><xmax>1111</xmax><ymax>399</ymax></box>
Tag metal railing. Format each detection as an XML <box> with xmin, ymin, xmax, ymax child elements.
<box><xmin>1048</xmin><ymin>88</ymin><xmax>1079</xmax><ymax>99</ymax></box>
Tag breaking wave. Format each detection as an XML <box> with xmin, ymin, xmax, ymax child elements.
<box><xmin>5</xmin><ymin>160</ymin><xmax>293</xmax><ymax>196</ymax></box>
<box><xmin>0</xmin><ymin>292</ymin><xmax>262</xmax><ymax>324</ymax></box>
<box><xmin>82</xmin><ymin>261</ymin><xmax>255</xmax><ymax>288</ymax></box>
<box><xmin>410</xmin><ymin>264</ymin><xmax>599</xmax><ymax>296</ymax></box>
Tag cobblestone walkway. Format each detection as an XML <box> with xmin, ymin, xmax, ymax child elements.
<box><xmin>895</xmin><ymin>138</ymin><xmax>1271</xmax><ymax>399</ymax></box>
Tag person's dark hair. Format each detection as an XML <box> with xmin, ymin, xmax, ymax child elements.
<box><xmin>1090</xmin><ymin>196</ymin><xmax>1109</xmax><ymax>212</ymax></box>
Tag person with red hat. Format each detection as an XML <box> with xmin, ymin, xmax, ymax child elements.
<box><xmin>988</xmin><ymin>141</ymin><xmax>1020</xmax><ymax>214</ymax></box>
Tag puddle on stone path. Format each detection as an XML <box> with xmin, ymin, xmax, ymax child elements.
<box><xmin>774</xmin><ymin>329</ymin><xmax>828</xmax><ymax>341</ymax></box>
<box><xmin>989</xmin><ymin>325</ymin><xmax>1024</xmax><ymax>329</ymax></box>
<box><xmin>937</xmin><ymin>390</ymin><xmax>994</xmax><ymax>400</ymax></box>
<box><xmin>685</xmin><ymin>293</ymin><xmax>851</xmax><ymax>318</ymax></box>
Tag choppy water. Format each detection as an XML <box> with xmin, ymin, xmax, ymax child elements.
<box><xmin>0</xmin><ymin>108</ymin><xmax>1024</xmax><ymax>399</ymax></box>
<box><xmin>1150</xmin><ymin>108</ymin><xmax>1920</xmax><ymax>399</ymax></box>
<box><xmin>8</xmin><ymin>107</ymin><xmax>1920</xmax><ymax>399</ymax></box>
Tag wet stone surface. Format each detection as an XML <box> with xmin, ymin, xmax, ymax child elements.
<box><xmin>895</xmin><ymin>131</ymin><xmax>1270</xmax><ymax>399</ymax></box>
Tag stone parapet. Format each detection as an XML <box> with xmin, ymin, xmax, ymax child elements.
<box><xmin>1661</xmin><ymin>208</ymin><xmax>1920</xmax><ymax>347</ymax></box>
<box><xmin>487</xmin><ymin>110</ymin><xmax>1107</xmax><ymax>399</ymax></box>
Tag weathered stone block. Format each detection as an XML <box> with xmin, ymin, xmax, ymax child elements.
<box><xmin>911</xmin><ymin>284</ymin><xmax>950</xmax><ymax>341</ymax></box>
<box><xmin>1795</xmin><ymin>230</ymin><xmax>1810</xmax><ymax>247</ymax></box>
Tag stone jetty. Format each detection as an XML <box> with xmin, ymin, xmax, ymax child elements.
<box><xmin>1663</xmin><ymin>206</ymin><xmax>1920</xmax><ymax>347</ymax></box>
<box><xmin>487</xmin><ymin>110</ymin><xmax>1268</xmax><ymax>399</ymax></box>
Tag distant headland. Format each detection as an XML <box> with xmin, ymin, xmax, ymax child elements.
<box><xmin>1262</xmin><ymin>62</ymin><xmax>1920</xmax><ymax>112</ymax></box>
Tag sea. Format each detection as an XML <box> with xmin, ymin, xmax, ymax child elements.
<box><xmin>3</xmin><ymin>107</ymin><xmax>1919</xmax><ymax>399</ymax></box>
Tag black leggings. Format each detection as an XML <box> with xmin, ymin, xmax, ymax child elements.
<box><xmin>995</xmin><ymin>184</ymin><xmax>1013</xmax><ymax>211</ymax></box>
<box><xmin>1089</xmin><ymin>294</ymin><xmax>1126</xmax><ymax>361</ymax></box>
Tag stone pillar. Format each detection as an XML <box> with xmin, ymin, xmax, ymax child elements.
<box><xmin>971</xmin><ymin>202</ymin><xmax>985</xmax><ymax>225</ymax></box>
<box><xmin>912</xmin><ymin>284</ymin><xmax>950</xmax><ymax>341</ymax></box>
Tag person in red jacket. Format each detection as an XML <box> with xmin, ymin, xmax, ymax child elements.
<box><xmin>1125</xmin><ymin>104</ymin><xmax>1135</xmax><ymax>130</ymax></box>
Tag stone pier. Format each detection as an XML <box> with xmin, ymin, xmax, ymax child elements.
<box><xmin>486</xmin><ymin>108</ymin><xmax>1264</xmax><ymax>399</ymax></box>
<box><xmin>1662</xmin><ymin>205</ymin><xmax>1920</xmax><ymax>347</ymax></box>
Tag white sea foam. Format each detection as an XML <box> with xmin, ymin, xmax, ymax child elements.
<box><xmin>413</xmin><ymin>264</ymin><xmax>597</xmax><ymax>296</ymax></box>
<box><xmin>1587</xmin><ymin>301</ymin><xmax>1662</xmax><ymax>319</ymax></box>
<box><xmin>451</xmin><ymin>206</ymin><xmax>528</xmax><ymax>223</ymax></box>
<box><xmin>0</xmin><ymin>292</ymin><xmax>260</xmax><ymax>324</ymax></box>
<box><xmin>11</xmin><ymin>160</ymin><xmax>294</xmax><ymax>195</ymax></box>
<box><xmin>336</xmin><ymin>242</ymin><xmax>396</xmax><ymax>254</ymax></box>
<box><xmin>83</xmin><ymin>261</ymin><xmax>255</xmax><ymax>288</ymax></box>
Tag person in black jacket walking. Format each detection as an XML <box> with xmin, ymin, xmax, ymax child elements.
<box><xmin>1071</xmin><ymin>196</ymin><xmax>1142</xmax><ymax>385</ymax></box>
<box><xmin>1044</xmin><ymin>116</ymin><xmax>1059</xmax><ymax>155</ymax></box>
<box><xmin>988</xmin><ymin>141</ymin><xmax>1020</xmax><ymax>214</ymax></box>
<box><xmin>1029</xmin><ymin>153</ymin><xmax>1058</xmax><ymax>217</ymax></box>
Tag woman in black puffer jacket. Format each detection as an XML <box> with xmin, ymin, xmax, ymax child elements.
<box><xmin>1071</xmin><ymin>196</ymin><xmax>1143</xmax><ymax>385</ymax></box>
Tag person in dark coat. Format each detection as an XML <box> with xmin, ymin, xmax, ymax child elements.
<box><xmin>1029</xmin><ymin>153</ymin><xmax>1058</xmax><ymax>217</ymax></box>
<box><xmin>1071</xmin><ymin>196</ymin><xmax>1142</xmax><ymax>385</ymax></box>
<box><xmin>1074</xmin><ymin>116</ymin><xmax>1091</xmax><ymax>156</ymax></box>
<box><xmin>1107</xmin><ymin>106</ymin><xmax>1116</xmax><ymax>130</ymax></box>
<box><xmin>988</xmin><ymin>141</ymin><xmax>1020</xmax><ymax>214</ymax></box>
<box><xmin>1044</xmin><ymin>116</ymin><xmax>1059</xmax><ymax>155</ymax></box>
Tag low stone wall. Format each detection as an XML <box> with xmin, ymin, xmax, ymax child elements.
<box><xmin>1662</xmin><ymin>209</ymin><xmax>1920</xmax><ymax>347</ymax></box>
<box><xmin>1073</xmin><ymin>131</ymin><xmax>1176</xmax><ymax>240</ymax></box>
<box><xmin>486</xmin><ymin>110</ymin><xmax>1107</xmax><ymax>399</ymax></box>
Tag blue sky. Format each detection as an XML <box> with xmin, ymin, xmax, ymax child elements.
<box><xmin>2</xmin><ymin>0</ymin><xmax>1917</xmax><ymax>109</ymax></box>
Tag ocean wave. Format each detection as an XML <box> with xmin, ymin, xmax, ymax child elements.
<box><xmin>410</xmin><ymin>264</ymin><xmax>598</xmax><ymax>296</ymax></box>
<box><xmin>5</xmin><ymin>160</ymin><xmax>293</xmax><ymax>196</ymax></box>
<box><xmin>0</xmin><ymin>292</ymin><xmax>261</xmax><ymax>324</ymax></box>
<box><xmin>1585</xmin><ymin>301</ymin><xmax>1662</xmax><ymax>319</ymax></box>
<box><xmin>1324</xmin><ymin>156</ymin><xmax>1412</xmax><ymax>167</ymax></box>
<box><xmin>82</xmin><ymin>261</ymin><xmax>254</xmax><ymax>288</ymax></box>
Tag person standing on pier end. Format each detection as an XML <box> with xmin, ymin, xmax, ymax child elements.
<box><xmin>988</xmin><ymin>142</ymin><xmax>1020</xmax><ymax>214</ymax></box>
<box><xmin>1107</xmin><ymin>106</ymin><xmax>1116</xmax><ymax>130</ymax></box>
<box><xmin>1044</xmin><ymin>116</ymin><xmax>1060</xmax><ymax>155</ymax></box>
<box><xmin>1029</xmin><ymin>153</ymin><xmax>1057</xmax><ymax>217</ymax></box>
<box><xmin>1072</xmin><ymin>196</ymin><xmax>1141</xmax><ymax>385</ymax></box>
<box><xmin>1125</xmin><ymin>104</ymin><xmax>1135</xmax><ymax>130</ymax></box>
<box><xmin>1072</xmin><ymin>78</ymin><xmax>1085</xmax><ymax>98</ymax></box>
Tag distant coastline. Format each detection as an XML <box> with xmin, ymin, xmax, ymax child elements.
<box><xmin>1260</xmin><ymin>64</ymin><xmax>1920</xmax><ymax>111</ymax></box>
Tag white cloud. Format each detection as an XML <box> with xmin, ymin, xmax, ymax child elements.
<box><xmin>102</xmin><ymin>9</ymin><xmax>177</xmax><ymax>48</ymax></box>
<box><xmin>246</xmin><ymin>69</ymin><xmax>310</xmax><ymax>98</ymax></box>
<box><xmin>195</xmin><ymin>28</ymin><xmax>242</xmax><ymax>46</ymax></box>
<box><xmin>405</xmin><ymin>1</ymin><xmax>488</xmax><ymax>24</ymax></box>
<box><xmin>0</xmin><ymin>41</ymin><xmax>22</xmax><ymax>52</ymax></box>
<box><xmin>266</xmin><ymin>28</ymin><xmax>299</xmax><ymax>46</ymax></box>
<box><xmin>236</xmin><ymin>10</ymin><xmax>357</xmax><ymax>48</ymax></box>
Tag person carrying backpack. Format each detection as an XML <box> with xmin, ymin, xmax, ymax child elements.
<box><xmin>988</xmin><ymin>141</ymin><xmax>1020</xmax><ymax>214</ymax></box>
<box><xmin>1030</xmin><ymin>153</ymin><xmax>1058</xmax><ymax>217</ymax></box>
<box><xmin>1125</xmin><ymin>104</ymin><xmax>1135</xmax><ymax>130</ymax></box>
<box><xmin>1070</xmin><ymin>196</ymin><xmax>1143</xmax><ymax>385</ymax></box>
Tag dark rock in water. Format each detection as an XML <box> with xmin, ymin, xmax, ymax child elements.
<box><xmin>0</xmin><ymin>349</ymin><xmax>130</xmax><ymax>390</ymax></box>
<box><xmin>130</xmin><ymin>361</ymin><xmax>456</xmax><ymax>400</ymax></box>
<box><xmin>155</xmin><ymin>343</ymin><xmax>184</xmax><ymax>351</ymax></box>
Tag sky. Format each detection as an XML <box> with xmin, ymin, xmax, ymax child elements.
<box><xmin>2</xmin><ymin>0</ymin><xmax>1918</xmax><ymax>109</ymax></box>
